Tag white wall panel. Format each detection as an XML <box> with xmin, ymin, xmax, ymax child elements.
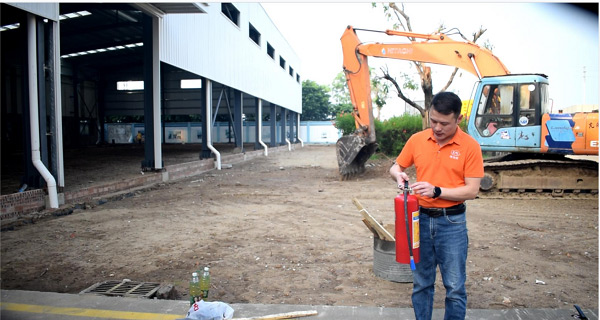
<box><xmin>160</xmin><ymin>3</ymin><xmax>301</xmax><ymax>114</ymax></box>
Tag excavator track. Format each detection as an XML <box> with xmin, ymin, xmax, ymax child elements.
<box><xmin>479</xmin><ymin>156</ymin><xmax>598</xmax><ymax>199</ymax></box>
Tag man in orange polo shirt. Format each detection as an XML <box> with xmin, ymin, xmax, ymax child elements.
<box><xmin>390</xmin><ymin>91</ymin><xmax>484</xmax><ymax>320</ymax></box>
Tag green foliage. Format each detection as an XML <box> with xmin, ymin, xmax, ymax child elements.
<box><xmin>333</xmin><ymin>112</ymin><xmax>356</xmax><ymax>136</ymax></box>
<box><xmin>376</xmin><ymin>114</ymin><xmax>423</xmax><ymax>156</ymax></box>
<box><xmin>399</xmin><ymin>72</ymin><xmax>419</xmax><ymax>91</ymax></box>
<box><xmin>329</xmin><ymin>70</ymin><xmax>390</xmax><ymax>120</ymax></box>
<box><xmin>334</xmin><ymin>112</ymin><xmax>423</xmax><ymax>157</ymax></box>
<box><xmin>459</xmin><ymin>116</ymin><xmax>468</xmax><ymax>132</ymax></box>
<box><xmin>370</xmin><ymin>70</ymin><xmax>390</xmax><ymax>114</ymax></box>
<box><xmin>332</xmin><ymin>103</ymin><xmax>353</xmax><ymax>117</ymax></box>
<box><xmin>330</xmin><ymin>72</ymin><xmax>351</xmax><ymax>106</ymax></box>
<box><xmin>302</xmin><ymin>80</ymin><xmax>333</xmax><ymax>121</ymax></box>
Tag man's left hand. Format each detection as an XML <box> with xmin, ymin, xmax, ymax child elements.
<box><xmin>410</xmin><ymin>181</ymin><xmax>436</xmax><ymax>198</ymax></box>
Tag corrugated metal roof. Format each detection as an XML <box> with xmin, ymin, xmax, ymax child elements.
<box><xmin>58</xmin><ymin>3</ymin><xmax>144</xmax><ymax>71</ymax></box>
<box><xmin>5</xmin><ymin>3</ymin><xmax>59</xmax><ymax>21</ymax></box>
<box><xmin>152</xmin><ymin>3</ymin><xmax>206</xmax><ymax>14</ymax></box>
<box><xmin>56</xmin><ymin>3</ymin><xmax>206</xmax><ymax>71</ymax></box>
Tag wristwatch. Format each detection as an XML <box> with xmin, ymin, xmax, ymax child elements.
<box><xmin>432</xmin><ymin>186</ymin><xmax>442</xmax><ymax>199</ymax></box>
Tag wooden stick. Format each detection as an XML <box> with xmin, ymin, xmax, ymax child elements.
<box><xmin>352</xmin><ymin>198</ymin><xmax>395</xmax><ymax>241</ymax></box>
<box><xmin>362</xmin><ymin>219</ymin><xmax>378</xmax><ymax>237</ymax></box>
<box><xmin>234</xmin><ymin>310</ymin><xmax>318</xmax><ymax>320</ymax></box>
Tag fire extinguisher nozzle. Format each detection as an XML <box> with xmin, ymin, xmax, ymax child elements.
<box><xmin>410</xmin><ymin>258</ymin><xmax>416</xmax><ymax>270</ymax></box>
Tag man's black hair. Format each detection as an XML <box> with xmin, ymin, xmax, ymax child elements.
<box><xmin>431</xmin><ymin>92</ymin><xmax>462</xmax><ymax>118</ymax></box>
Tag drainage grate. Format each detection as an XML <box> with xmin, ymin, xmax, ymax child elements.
<box><xmin>80</xmin><ymin>280</ymin><xmax>161</xmax><ymax>298</ymax></box>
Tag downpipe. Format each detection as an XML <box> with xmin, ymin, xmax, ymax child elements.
<box><xmin>297</xmin><ymin>114</ymin><xmax>304</xmax><ymax>147</ymax></box>
<box><xmin>205</xmin><ymin>79</ymin><xmax>221</xmax><ymax>170</ymax></box>
<box><xmin>285</xmin><ymin>137</ymin><xmax>291</xmax><ymax>151</ymax></box>
<box><xmin>28</xmin><ymin>14</ymin><xmax>58</xmax><ymax>208</ymax></box>
<box><xmin>257</xmin><ymin>99</ymin><xmax>268</xmax><ymax>156</ymax></box>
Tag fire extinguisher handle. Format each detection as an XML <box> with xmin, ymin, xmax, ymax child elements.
<box><xmin>404</xmin><ymin>180</ymin><xmax>416</xmax><ymax>270</ymax></box>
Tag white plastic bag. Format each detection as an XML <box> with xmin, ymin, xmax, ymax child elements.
<box><xmin>179</xmin><ymin>300</ymin><xmax>235</xmax><ymax>320</ymax></box>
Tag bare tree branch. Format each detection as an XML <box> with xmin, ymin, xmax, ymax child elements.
<box><xmin>378</xmin><ymin>3</ymin><xmax>488</xmax><ymax>128</ymax></box>
<box><xmin>380</xmin><ymin>66</ymin><xmax>425</xmax><ymax>117</ymax></box>
<box><xmin>389</xmin><ymin>3</ymin><xmax>413</xmax><ymax>36</ymax></box>
<box><xmin>440</xmin><ymin>68</ymin><xmax>459</xmax><ymax>92</ymax></box>
<box><xmin>472</xmin><ymin>27</ymin><xmax>486</xmax><ymax>42</ymax></box>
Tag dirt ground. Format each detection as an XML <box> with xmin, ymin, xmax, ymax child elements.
<box><xmin>1</xmin><ymin>144</ymin><xmax>598</xmax><ymax>310</ymax></box>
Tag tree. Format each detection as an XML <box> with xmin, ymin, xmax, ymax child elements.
<box><xmin>330</xmin><ymin>72</ymin><xmax>351</xmax><ymax>106</ymax></box>
<box><xmin>330</xmin><ymin>69</ymin><xmax>390</xmax><ymax>120</ymax></box>
<box><xmin>301</xmin><ymin>80</ymin><xmax>333</xmax><ymax>121</ymax></box>
<box><xmin>330</xmin><ymin>72</ymin><xmax>353</xmax><ymax>116</ymax></box>
<box><xmin>375</xmin><ymin>2</ymin><xmax>487</xmax><ymax>128</ymax></box>
<box><xmin>370</xmin><ymin>70</ymin><xmax>390</xmax><ymax>120</ymax></box>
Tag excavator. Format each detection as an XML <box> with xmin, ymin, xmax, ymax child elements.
<box><xmin>338</xmin><ymin>25</ymin><xmax>598</xmax><ymax>197</ymax></box>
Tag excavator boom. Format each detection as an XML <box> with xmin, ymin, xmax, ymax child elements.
<box><xmin>337</xmin><ymin>26</ymin><xmax>378</xmax><ymax>178</ymax></box>
<box><xmin>358</xmin><ymin>41</ymin><xmax>509</xmax><ymax>78</ymax></box>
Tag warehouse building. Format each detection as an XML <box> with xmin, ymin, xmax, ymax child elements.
<box><xmin>1</xmin><ymin>2</ymin><xmax>302</xmax><ymax>213</ymax></box>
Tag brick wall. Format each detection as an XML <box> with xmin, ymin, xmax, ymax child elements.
<box><xmin>0</xmin><ymin>190</ymin><xmax>46</xmax><ymax>220</ymax></box>
<box><xmin>63</xmin><ymin>174</ymin><xmax>163</xmax><ymax>203</ymax></box>
<box><xmin>165</xmin><ymin>159</ymin><xmax>215</xmax><ymax>181</ymax></box>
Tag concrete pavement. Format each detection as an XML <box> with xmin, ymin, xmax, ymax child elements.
<box><xmin>1</xmin><ymin>289</ymin><xmax>597</xmax><ymax>320</ymax></box>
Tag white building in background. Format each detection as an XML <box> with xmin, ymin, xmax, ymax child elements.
<box><xmin>159</xmin><ymin>3</ymin><xmax>301</xmax><ymax>114</ymax></box>
<box><xmin>1</xmin><ymin>2</ymin><xmax>304</xmax><ymax>200</ymax></box>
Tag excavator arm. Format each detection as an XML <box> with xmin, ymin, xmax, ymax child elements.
<box><xmin>337</xmin><ymin>25</ymin><xmax>509</xmax><ymax>179</ymax></box>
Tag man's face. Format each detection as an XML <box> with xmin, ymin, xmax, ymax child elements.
<box><xmin>482</xmin><ymin>86</ymin><xmax>490</xmax><ymax>97</ymax></box>
<box><xmin>429</xmin><ymin>108</ymin><xmax>462</xmax><ymax>145</ymax></box>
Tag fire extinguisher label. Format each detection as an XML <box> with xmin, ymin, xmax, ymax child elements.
<box><xmin>412</xmin><ymin>210</ymin><xmax>420</xmax><ymax>249</ymax></box>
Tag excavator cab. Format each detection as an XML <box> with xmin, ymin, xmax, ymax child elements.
<box><xmin>468</xmin><ymin>74</ymin><xmax>598</xmax><ymax>194</ymax></box>
<box><xmin>469</xmin><ymin>74</ymin><xmax>551</xmax><ymax>152</ymax></box>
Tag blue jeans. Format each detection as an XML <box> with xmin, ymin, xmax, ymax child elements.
<box><xmin>412</xmin><ymin>211</ymin><xmax>468</xmax><ymax>320</ymax></box>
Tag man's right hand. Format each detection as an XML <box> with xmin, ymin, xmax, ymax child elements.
<box><xmin>389</xmin><ymin>163</ymin><xmax>409</xmax><ymax>189</ymax></box>
<box><xmin>396</xmin><ymin>172</ymin><xmax>410</xmax><ymax>189</ymax></box>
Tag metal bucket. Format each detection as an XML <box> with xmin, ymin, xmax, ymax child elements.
<box><xmin>373</xmin><ymin>237</ymin><xmax>413</xmax><ymax>283</ymax></box>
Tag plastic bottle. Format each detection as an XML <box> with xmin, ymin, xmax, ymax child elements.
<box><xmin>189</xmin><ymin>272</ymin><xmax>200</xmax><ymax>305</ymax></box>
<box><xmin>199</xmin><ymin>266</ymin><xmax>211</xmax><ymax>300</ymax></box>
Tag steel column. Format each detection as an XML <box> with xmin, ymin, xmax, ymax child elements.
<box><xmin>48</xmin><ymin>19</ymin><xmax>64</xmax><ymax>190</ymax></box>
<box><xmin>280</xmin><ymin>108</ymin><xmax>287</xmax><ymax>146</ymax></box>
<box><xmin>141</xmin><ymin>14</ymin><xmax>163</xmax><ymax>170</ymax></box>
<box><xmin>270</xmin><ymin>104</ymin><xmax>277</xmax><ymax>147</ymax></box>
<box><xmin>200</xmin><ymin>77</ymin><xmax>211</xmax><ymax>159</ymax></box>
<box><xmin>233</xmin><ymin>89</ymin><xmax>243</xmax><ymax>151</ymax></box>
<box><xmin>289</xmin><ymin>111</ymin><xmax>296</xmax><ymax>144</ymax></box>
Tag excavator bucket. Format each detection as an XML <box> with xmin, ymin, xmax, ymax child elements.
<box><xmin>336</xmin><ymin>135</ymin><xmax>378</xmax><ymax>180</ymax></box>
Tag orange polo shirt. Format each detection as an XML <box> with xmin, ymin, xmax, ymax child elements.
<box><xmin>396</xmin><ymin>127</ymin><xmax>484</xmax><ymax>208</ymax></box>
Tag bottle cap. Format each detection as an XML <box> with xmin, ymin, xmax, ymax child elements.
<box><xmin>192</xmin><ymin>272</ymin><xmax>198</xmax><ymax>276</ymax></box>
<box><xmin>204</xmin><ymin>267</ymin><xmax>209</xmax><ymax>271</ymax></box>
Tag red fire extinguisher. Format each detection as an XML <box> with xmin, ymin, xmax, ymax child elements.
<box><xmin>395</xmin><ymin>181</ymin><xmax>420</xmax><ymax>269</ymax></box>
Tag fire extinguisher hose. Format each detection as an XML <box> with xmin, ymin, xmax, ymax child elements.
<box><xmin>404</xmin><ymin>181</ymin><xmax>416</xmax><ymax>270</ymax></box>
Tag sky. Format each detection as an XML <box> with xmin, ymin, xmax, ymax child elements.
<box><xmin>262</xmin><ymin>2</ymin><xmax>599</xmax><ymax>119</ymax></box>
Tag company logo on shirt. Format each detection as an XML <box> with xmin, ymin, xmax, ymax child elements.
<box><xmin>450</xmin><ymin>150</ymin><xmax>460</xmax><ymax>160</ymax></box>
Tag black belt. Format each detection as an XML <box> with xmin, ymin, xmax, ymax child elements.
<box><xmin>420</xmin><ymin>203</ymin><xmax>466</xmax><ymax>218</ymax></box>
